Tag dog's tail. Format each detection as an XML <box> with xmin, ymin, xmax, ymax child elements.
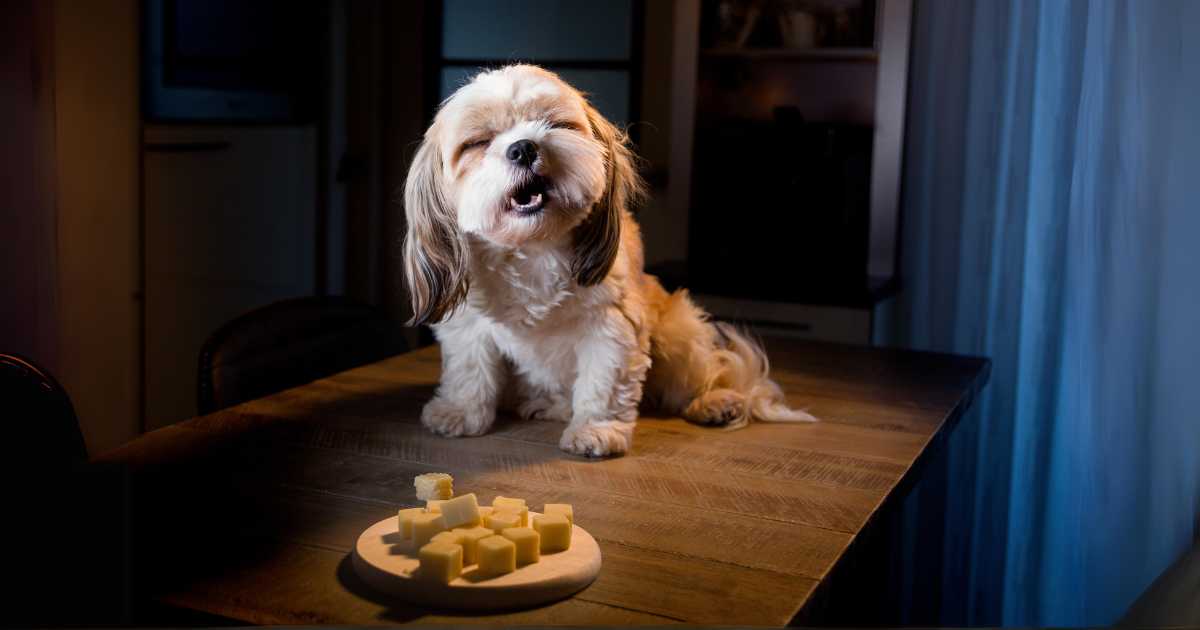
<box><xmin>707</xmin><ymin>321</ymin><xmax>818</xmax><ymax>429</ymax></box>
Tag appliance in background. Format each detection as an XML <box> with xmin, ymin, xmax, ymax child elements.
<box><xmin>689</xmin><ymin>108</ymin><xmax>874</xmax><ymax>303</ymax></box>
<box><xmin>649</xmin><ymin>0</ymin><xmax>912</xmax><ymax>346</ymax></box>
<box><xmin>142</xmin><ymin>0</ymin><xmax>322</xmax><ymax>122</ymax></box>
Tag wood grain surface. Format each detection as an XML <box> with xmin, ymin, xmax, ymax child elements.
<box><xmin>95</xmin><ymin>338</ymin><xmax>989</xmax><ymax>626</ymax></box>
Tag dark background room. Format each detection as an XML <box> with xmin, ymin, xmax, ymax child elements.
<box><xmin>1</xmin><ymin>0</ymin><xmax>1198</xmax><ymax>627</ymax></box>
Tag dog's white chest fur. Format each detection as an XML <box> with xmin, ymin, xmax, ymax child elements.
<box><xmin>470</xmin><ymin>241</ymin><xmax>579</xmax><ymax>329</ymax></box>
<box><xmin>453</xmin><ymin>240</ymin><xmax>616</xmax><ymax>396</ymax></box>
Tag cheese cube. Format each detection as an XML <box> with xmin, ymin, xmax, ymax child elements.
<box><xmin>501</xmin><ymin>527</ymin><xmax>540</xmax><ymax>565</ymax></box>
<box><xmin>492</xmin><ymin>496</ymin><xmax>526</xmax><ymax>511</ymax></box>
<box><xmin>419</xmin><ymin>541</ymin><xmax>462</xmax><ymax>583</ymax></box>
<box><xmin>439</xmin><ymin>493</ymin><xmax>481</xmax><ymax>529</ymax></box>
<box><xmin>484</xmin><ymin>511</ymin><xmax>521</xmax><ymax>534</ymax></box>
<box><xmin>414</xmin><ymin>473</ymin><xmax>453</xmax><ymax>501</ymax></box>
<box><xmin>431</xmin><ymin>530</ymin><xmax>466</xmax><ymax>547</ymax></box>
<box><xmin>453</xmin><ymin>526</ymin><xmax>494</xmax><ymax>565</ymax></box>
<box><xmin>477</xmin><ymin>506</ymin><xmax>494</xmax><ymax>520</ymax></box>
<box><xmin>543</xmin><ymin>503</ymin><xmax>573</xmax><ymax>527</ymax></box>
<box><xmin>477</xmin><ymin>535</ymin><xmax>516</xmax><ymax>576</ymax></box>
<box><xmin>397</xmin><ymin>507</ymin><xmax>424</xmax><ymax>539</ymax></box>
<box><xmin>498</xmin><ymin>505</ymin><xmax>529</xmax><ymax>527</ymax></box>
<box><xmin>533</xmin><ymin>514</ymin><xmax>571</xmax><ymax>552</ymax></box>
<box><xmin>411</xmin><ymin>512</ymin><xmax>448</xmax><ymax>548</ymax></box>
<box><xmin>426</xmin><ymin>499</ymin><xmax>447</xmax><ymax>513</ymax></box>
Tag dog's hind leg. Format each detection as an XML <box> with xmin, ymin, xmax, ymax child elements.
<box><xmin>682</xmin><ymin>388</ymin><xmax>746</xmax><ymax>426</ymax></box>
<box><xmin>644</xmin><ymin>284</ymin><xmax>817</xmax><ymax>429</ymax></box>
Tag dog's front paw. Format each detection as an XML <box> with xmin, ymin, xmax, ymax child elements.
<box><xmin>559</xmin><ymin>422</ymin><xmax>633</xmax><ymax>458</ymax></box>
<box><xmin>421</xmin><ymin>397</ymin><xmax>495</xmax><ymax>437</ymax></box>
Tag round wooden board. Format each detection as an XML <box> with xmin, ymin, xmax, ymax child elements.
<box><xmin>352</xmin><ymin>513</ymin><xmax>602</xmax><ymax>611</ymax></box>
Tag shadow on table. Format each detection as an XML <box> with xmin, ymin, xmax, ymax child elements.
<box><xmin>92</xmin><ymin>372</ymin><xmax>603</xmax><ymax>626</ymax></box>
<box><xmin>335</xmin><ymin>552</ymin><xmax>559</xmax><ymax>623</ymax></box>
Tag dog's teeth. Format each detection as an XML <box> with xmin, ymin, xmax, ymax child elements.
<box><xmin>509</xmin><ymin>192</ymin><xmax>543</xmax><ymax>210</ymax></box>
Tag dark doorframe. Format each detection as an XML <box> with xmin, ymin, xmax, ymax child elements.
<box><xmin>343</xmin><ymin>0</ymin><xmax>432</xmax><ymax>331</ymax></box>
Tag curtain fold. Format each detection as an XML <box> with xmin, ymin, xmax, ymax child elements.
<box><xmin>890</xmin><ymin>0</ymin><xmax>1200</xmax><ymax>625</ymax></box>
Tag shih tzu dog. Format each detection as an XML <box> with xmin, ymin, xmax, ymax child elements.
<box><xmin>402</xmin><ymin>65</ymin><xmax>815</xmax><ymax>457</ymax></box>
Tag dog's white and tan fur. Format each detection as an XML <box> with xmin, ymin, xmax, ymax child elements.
<box><xmin>402</xmin><ymin>65</ymin><xmax>814</xmax><ymax>457</ymax></box>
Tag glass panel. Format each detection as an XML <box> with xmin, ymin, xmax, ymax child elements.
<box><xmin>441</xmin><ymin>0</ymin><xmax>633</xmax><ymax>61</ymax></box>
<box><xmin>440</xmin><ymin>66</ymin><xmax>630</xmax><ymax>125</ymax></box>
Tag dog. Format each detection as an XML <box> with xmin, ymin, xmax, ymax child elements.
<box><xmin>402</xmin><ymin>65</ymin><xmax>815</xmax><ymax>457</ymax></box>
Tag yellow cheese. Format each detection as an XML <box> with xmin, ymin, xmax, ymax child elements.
<box><xmin>414</xmin><ymin>472</ymin><xmax>453</xmax><ymax>501</ymax></box>
<box><xmin>484</xmin><ymin>511</ymin><xmax>521</xmax><ymax>534</ymax></box>
<box><xmin>543</xmin><ymin>503</ymin><xmax>573</xmax><ymax>526</ymax></box>
<box><xmin>477</xmin><ymin>506</ymin><xmax>494</xmax><ymax>521</ymax></box>
<box><xmin>397</xmin><ymin>507</ymin><xmax>424</xmax><ymax>539</ymax></box>
<box><xmin>418</xmin><ymin>541</ymin><xmax>462</xmax><ymax>583</ymax></box>
<box><xmin>426</xmin><ymin>499</ymin><xmax>447</xmax><ymax>513</ymax></box>
<box><xmin>452</xmin><ymin>526</ymin><xmax>494</xmax><ymax>565</ymax></box>
<box><xmin>411</xmin><ymin>512</ymin><xmax>448</xmax><ymax>548</ymax></box>
<box><xmin>497</xmin><ymin>505</ymin><xmax>529</xmax><ymax>527</ymax></box>
<box><xmin>533</xmin><ymin>513</ymin><xmax>571</xmax><ymax>552</ymax></box>
<box><xmin>492</xmin><ymin>496</ymin><xmax>526</xmax><ymax>511</ymax></box>
<box><xmin>477</xmin><ymin>535</ymin><xmax>516</xmax><ymax>576</ymax></box>
<box><xmin>431</xmin><ymin>530</ymin><xmax>466</xmax><ymax>547</ymax></box>
<box><xmin>438</xmin><ymin>492</ymin><xmax>481</xmax><ymax>529</ymax></box>
<box><xmin>501</xmin><ymin>527</ymin><xmax>540</xmax><ymax>565</ymax></box>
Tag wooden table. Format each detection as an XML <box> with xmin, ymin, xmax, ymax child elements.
<box><xmin>95</xmin><ymin>339</ymin><xmax>989</xmax><ymax>625</ymax></box>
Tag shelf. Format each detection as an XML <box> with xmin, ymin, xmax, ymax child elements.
<box><xmin>700</xmin><ymin>47</ymin><xmax>879</xmax><ymax>62</ymax></box>
<box><xmin>646</xmin><ymin>260</ymin><xmax>899</xmax><ymax>310</ymax></box>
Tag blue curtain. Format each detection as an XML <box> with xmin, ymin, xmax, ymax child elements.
<box><xmin>890</xmin><ymin>0</ymin><xmax>1200</xmax><ymax>626</ymax></box>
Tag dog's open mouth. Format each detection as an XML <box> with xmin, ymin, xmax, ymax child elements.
<box><xmin>508</xmin><ymin>177</ymin><xmax>548</xmax><ymax>215</ymax></box>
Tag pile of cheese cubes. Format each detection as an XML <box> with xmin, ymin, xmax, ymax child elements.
<box><xmin>402</xmin><ymin>473</ymin><xmax>575</xmax><ymax>583</ymax></box>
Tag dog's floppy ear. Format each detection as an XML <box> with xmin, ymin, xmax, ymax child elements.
<box><xmin>572</xmin><ymin>104</ymin><xmax>646</xmax><ymax>286</ymax></box>
<box><xmin>402</xmin><ymin>132</ymin><xmax>469</xmax><ymax>325</ymax></box>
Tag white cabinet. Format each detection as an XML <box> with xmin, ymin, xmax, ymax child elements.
<box><xmin>142</xmin><ymin>125</ymin><xmax>316</xmax><ymax>428</ymax></box>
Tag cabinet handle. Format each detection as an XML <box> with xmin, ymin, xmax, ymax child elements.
<box><xmin>143</xmin><ymin>141</ymin><xmax>231</xmax><ymax>153</ymax></box>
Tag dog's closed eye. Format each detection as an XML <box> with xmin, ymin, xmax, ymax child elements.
<box><xmin>454</xmin><ymin>137</ymin><xmax>492</xmax><ymax>165</ymax></box>
<box><xmin>459</xmin><ymin>137</ymin><xmax>491</xmax><ymax>153</ymax></box>
<box><xmin>548</xmin><ymin>120</ymin><xmax>583</xmax><ymax>132</ymax></box>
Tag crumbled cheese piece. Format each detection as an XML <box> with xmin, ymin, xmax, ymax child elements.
<box><xmin>414</xmin><ymin>473</ymin><xmax>453</xmax><ymax>501</ymax></box>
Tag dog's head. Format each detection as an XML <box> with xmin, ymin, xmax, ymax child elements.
<box><xmin>402</xmin><ymin>64</ymin><xmax>643</xmax><ymax>325</ymax></box>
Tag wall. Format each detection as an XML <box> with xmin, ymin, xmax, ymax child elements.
<box><xmin>0</xmin><ymin>1</ymin><xmax>60</xmax><ymax>371</ymax></box>
<box><xmin>53</xmin><ymin>0</ymin><xmax>141</xmax><ymax>454</ymax></box>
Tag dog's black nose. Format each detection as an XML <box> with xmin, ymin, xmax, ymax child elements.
<box><xmin>505</xmin><ymin>139</ymin><xmax>538</xmax><ymax>167</ymax></box>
